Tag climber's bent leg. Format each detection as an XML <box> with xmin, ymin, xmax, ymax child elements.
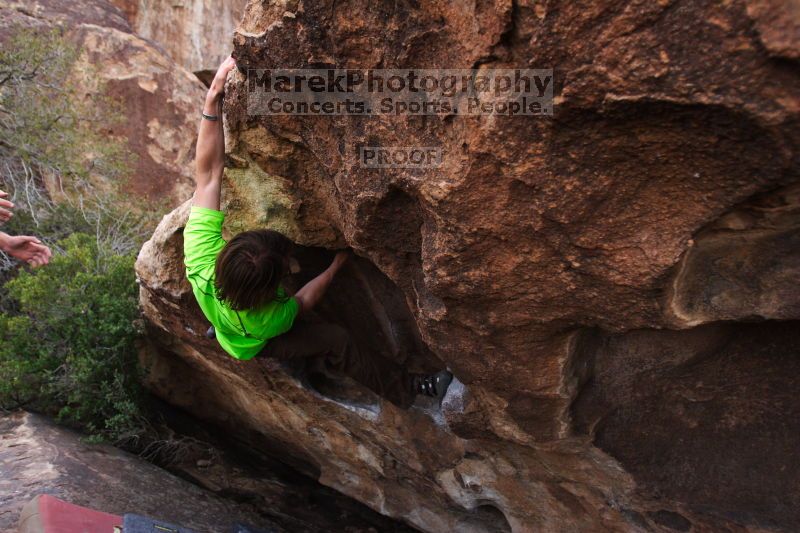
<box><xmin>259</xmin><ymin>320</ymin><xmax>344</xmax><ymax>361</ymax></box>
<box><xmin>259</xmin><ymin>320</ymin><xmax>415</xmax><ymax>408</ymax></box>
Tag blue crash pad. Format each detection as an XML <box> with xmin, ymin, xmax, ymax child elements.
<box><xmin>122</xmin><ymin>513</ymin><xmax>198</xmax><ymax>533</ymax></box>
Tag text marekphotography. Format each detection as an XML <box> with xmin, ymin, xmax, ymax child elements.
<box><xmin>247</xmin><ymin>69</ymin><xmax>553</xmax><ymax>116</ymax></box>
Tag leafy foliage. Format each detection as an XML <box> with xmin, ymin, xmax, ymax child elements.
<box><xmin>0</xmin><ymin>27</ymin><xmax>151</xmax><ymax>443</ymax></box>
<box><xmin>0</xmin><ymin>234</ymin><xmax>145</xmax><ymax>442</ymax></box>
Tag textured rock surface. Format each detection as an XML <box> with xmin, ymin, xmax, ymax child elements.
<box><xmin>159</xmin><ymin>402</ymin><xmax>418</xmax><ymax>533</ymax></box>
<box><xmin>136</xmin><ymin>0</ymin><xmax>800</xmax><ymax>531</ymax></box>
<box><xmin>0</xmin><ymin>410</ymin><xmax>411</xmax><ymax>533</ymax></box>
<box><xmin>0</xmin><ymin>0</ymin><xmax>203</xmax><ymax>206</ymax></box>
<box><xmin>572</xmin><ymin>320</ymin><xmax>800</xmax><ymax>529</ymax></box>
<box><xmin>110</xmin><ymin>0</ymin><xmax>247</xmax><ymax>76</ymax></box>
<box><xmin>138</xmin><ymin>201</ymin><xmax>648</xmax><ymax>532</ymax></box>
<box><xmin>0</xmin><ymin>411</ymin><xmax>279</xmax><ymax>532</ymax></box>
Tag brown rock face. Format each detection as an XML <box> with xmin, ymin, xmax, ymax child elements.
<box><xmin>140</xmin><ymin>201</ymin><xmax>652</xmax><ymax>532</ymax></box>
<box><xmin>572</xmin><ymin>321</ymin><xmax>800</xmax><ymax>529</ymax></box>
<box><xmin>0</xmin><ymin>0</ymin><xmax>204</xmax><ymax>206</ymax></box>
<box><xmin>109</xmin><ymin>0</ymin><xmax>247</xmax><ymax>75</ymax></box>
<box><xmin>136</xmin><ymin>0</ymin><xmax>800</xmax><ymax>531</ymax></box>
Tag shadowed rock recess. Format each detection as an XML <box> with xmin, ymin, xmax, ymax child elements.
<box><xmin>136</xmin><ymin>0</ymin><xmax>800</xmax><ymax>531</ymax></box>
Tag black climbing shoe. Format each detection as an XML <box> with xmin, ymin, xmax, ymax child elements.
<box><xmin>413</xmin><ymin>370</ymin><xmax>453</xmax><ymax>401</ymax></box>
<box><xmin>205</xmin><ymin>325</ymin><xmax>216</xmax><ymax>339</ymax></box>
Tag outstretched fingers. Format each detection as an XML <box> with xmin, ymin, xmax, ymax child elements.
<box><xmin>26</xmin><ymin>248</ymin><xmax>51</xmax><ymax>268</ymax></box>
<box><xmin>28</xmin><ymin>240</ymin><xmax>51</xmax><ymax>267</ymax></box>
<box><xmin>0</xmin><ymin>193</ymin><xmax>13</xmax><ymax>222</ymax></box>
<box><xmin>5</xmin><ymin>235</ymin><xmax>52</xmax><ymax>267</ymax></box>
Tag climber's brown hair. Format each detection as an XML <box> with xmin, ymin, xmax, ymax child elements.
<box><xmin>214</xmin><ymin>229</ymin><xmax>292</xmax><ymax>311</ymax></box>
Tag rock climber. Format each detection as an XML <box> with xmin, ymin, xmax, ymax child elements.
<box><xmin>184</xmin><ymin>57</ymin><xmax>453</xmax><ymax>408</ymax></box>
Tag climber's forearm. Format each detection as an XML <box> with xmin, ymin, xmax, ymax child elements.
<box><xmin>295</xmin><ymin>254</ymin><xmax>350</xmax><ymax>314</ymax></box>
<box><xmin>294</xmin><ymin>268</ymin><xmax>335</xmax><ymax>314</ymax></box>
<box><xmin>192</xmin><ymin>57</ymin><xmax>236</xmax><ymax>210</ymax></box>
<box><xmin>294</xmin><ymin>252</ymin><xmax>349</xmax><ymax>313</ymax></box>
<box><xmin>193</xmin><ymin>91</ymin><xmax>224</xmax><ymax>210</ymax></box>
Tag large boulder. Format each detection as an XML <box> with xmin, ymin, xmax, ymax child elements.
<box><xmin>137</xmin><ymin>200</ymin><xmax>645</xmax><ymax>532</ymax></box>
<box><xmin>136</xmin><ymin>0</ymin><xmax>800</xmax><ymax>531</ymax></box>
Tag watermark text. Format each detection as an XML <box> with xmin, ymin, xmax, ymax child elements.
<box><xmin>247</xmin><ymin>69</ymin><xmax>553</xmax><ymax>116</ymax></box>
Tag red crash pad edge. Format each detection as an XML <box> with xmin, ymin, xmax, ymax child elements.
<box><xmin>18</xmin><ymin>494</ymin><xmax>122</xmax><ymax>533</ymax></box>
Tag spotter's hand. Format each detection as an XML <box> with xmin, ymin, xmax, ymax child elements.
<box><xmin>3</xmin><ymin>235</ymin><xmax>52</xmax><ymax>267</ymax></box>
<box><xmin>0</xmin><ymin>190</ymin><xmax>13</xmax><ymax>223</ymax></box>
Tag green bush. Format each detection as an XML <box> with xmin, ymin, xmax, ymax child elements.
<box><xmin>0</xmin><ymin>26</ymin><xmax>155</xmax><ymax>445</ymax></box>
<box><xmin>0</xmin><ymin>233</ymin><xmax>145</xmax><ymax>442</ymax></box>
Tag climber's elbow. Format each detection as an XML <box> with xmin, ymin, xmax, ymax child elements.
<box><xmin>294</xmin><ymin>295</ymin><xmax>307</xmax><ymax>315</ymax></box>
<box><xmin>192</xmin><ymin>181</ymin><xmax>221</xmax><ymax>211</ymax></box>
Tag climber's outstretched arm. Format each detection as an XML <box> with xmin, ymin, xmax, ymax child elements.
<box><xmin>295</xmin><ymin>251</ymin><xmax>350</xmax><ymax>314</ymax></box>
<box><xmin>193</xmin><ymin>56</ymin><xmax>237</xmax><ymax>211</ymax></box>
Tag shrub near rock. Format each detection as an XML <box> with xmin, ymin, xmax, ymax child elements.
<box><xmin>0</xmin><ymin>24</ymin><xmax>149</xmax><ymax>443</ymax></box>
<box><xmin>0</xmin><ymin>233</ymin><xmax>144</xmax><ymax>442</ymax></box>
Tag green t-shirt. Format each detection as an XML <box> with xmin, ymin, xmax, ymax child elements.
<box><xmin>183</xmin><ymin>206</ymin><xmax>299</xmax><ymax>360</ymax></box>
